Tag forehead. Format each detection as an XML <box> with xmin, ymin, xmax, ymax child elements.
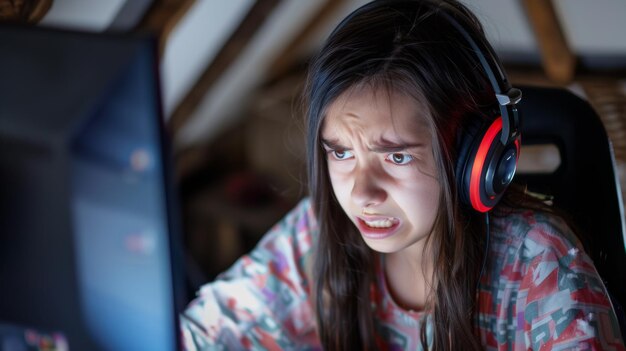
<box><xmin>321</xmin><ymin>86</ymin><xmax>430</xmax><ymax>139</ymax></box>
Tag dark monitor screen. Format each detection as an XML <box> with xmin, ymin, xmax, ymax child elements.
<box><xmin>0</xmin><ymin>25</ymin><xmax>185</xmax><ymax>350</ymax></box>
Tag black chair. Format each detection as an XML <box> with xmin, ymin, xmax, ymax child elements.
<box><xmin>515</xmin><ymin>85</ymin><xmax>626</xmax><ymax>338</ymax></box>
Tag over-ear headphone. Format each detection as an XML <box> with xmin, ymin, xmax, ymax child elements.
<box><xmin>329</xmin><ymin>0</ymin><xmax>522</xmax><ymax>213</ymax></box>
<box><xmin>439</xmin><ymin>6</ymin><xmax>522</xmax><ymax>212</ymax></box>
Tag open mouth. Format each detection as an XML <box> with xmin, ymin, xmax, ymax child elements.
<box><xmin>361</xmin><ymin>217</ymin><xmax>397</xmax><ymax>228</ymax></box>
<box><xmin>356</xmin><ymin>216</ymin><xmax>401</xmax><ymax>239</ymax></box>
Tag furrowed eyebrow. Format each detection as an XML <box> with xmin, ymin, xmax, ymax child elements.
<box><xmin>369</xmin><ymin>139</ymin><xmax>424</xmax><ymax>153</ymax></box>
<box><xmin>320</xmin><ymin>138</ymin><xmax>350</xmax><ymax>150</ymax></box>
<box><xmin>321</xmin><ymin>138</ymin><xmax>424</xmax><ymax>152</ymax></box>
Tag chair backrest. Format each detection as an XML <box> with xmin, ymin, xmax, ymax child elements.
<box><xmin>515</xmin><ymin>85</ymin><xmax>626</xmax><ymax>334</ymax></box>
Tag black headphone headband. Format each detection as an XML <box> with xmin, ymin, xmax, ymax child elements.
<box><xmin>437</xmin><ymin>9</ymin><xmax>522</xmax><ymax>146</ymax></box>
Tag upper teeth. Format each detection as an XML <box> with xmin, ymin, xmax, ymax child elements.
<box><xmin>364</xmin><ymin>218</ymin><xmax>395</xmax><ymax>228</ymax></box>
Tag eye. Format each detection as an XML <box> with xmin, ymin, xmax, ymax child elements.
<box><xmin>331</xmin><ymin>150</ymin><xmax>354</xmax><ymax>160</ymax></box>
<box><xmin>387</xmin><ymin>153</ymin><xmax>413</xmax><ymax>165</ymax></box>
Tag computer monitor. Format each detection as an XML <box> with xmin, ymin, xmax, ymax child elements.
<box><xmin>0</xmin><ymin>25</ymin><xmax>186</xmax><ymax>350</ymax></box>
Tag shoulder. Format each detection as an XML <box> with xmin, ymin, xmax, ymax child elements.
<box><xmin>490</xmin><ymin>208</ymin><xmax>584</xmax><ymax>265</ymax></box>
<box><xmin>219</xmin><ymin>197</ymin><xmax>318</xmax><ymax>281</ymax></box>
<box><xmin>255</xmin><ymin>197</ymin><xmax>317</xmax><ymax>260</ymax></box>
<box><xmin>270</xmin><ymin>196</ymin><xmax>318</xmax><ymax>239</ymax></box>
<box><xmin>489</xmin><ymin>208</ymin><xmax>601</xmax><ymax>292</ymax></box>
<box><xmin>487</xmin><ymin>209</ymin><xmax>625</xmax><ymax>349</ymax></box>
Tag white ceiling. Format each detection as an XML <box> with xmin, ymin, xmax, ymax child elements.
<box><xmin>37</xmin><ymin>0</ymin><xmax>626</xmax><ymax>150</ymax></box>
<box><xmin>39</xmin><ymin>0</ymin><xmax>127</xmax><ymax>31</ymax></box>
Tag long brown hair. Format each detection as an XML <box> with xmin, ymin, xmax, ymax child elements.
<box><xmin>304</xmin><ymin>0</ymin><xmax>513</xmax><ymax>349</ymax></box>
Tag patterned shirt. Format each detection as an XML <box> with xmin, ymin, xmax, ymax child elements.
<box><xmin>180</xmin><ymin>198</ymin><xmax>625</xmax><ymax>350</ymax></box>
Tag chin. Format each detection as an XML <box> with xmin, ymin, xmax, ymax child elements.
<box><xmin>361</xmin><ymin>238</ymin><xmax>401</xmax><ymax>254</ymax></box>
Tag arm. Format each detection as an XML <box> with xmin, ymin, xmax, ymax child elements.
<box><xmin>180</xmin><ymin>198</ymin><xmax>321</xmax><ymax>350</ymax></box>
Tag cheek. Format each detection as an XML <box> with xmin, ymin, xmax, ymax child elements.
<box><xmin>395</xmin><ymin>172</ymin><xmax>441</xmax><ymax>216</ymax></box>
<box><xmin>327</xmin><ymin>158</ymin><xmax>355</xmax><ymax>174</ymax></box>
<box><xmin>383</xmin><ymin>164</ymin><xmax>419</xmax><ymax>181</ymax></box>
<box><xmin>327</xmin><ymin>160</ymin><xmax>354</xmax><ymax>186</ymax></box>
<box><xmin>327</xmin><ymin>165</ymin><xmax>352</xmax><ymax>204</ymax></box>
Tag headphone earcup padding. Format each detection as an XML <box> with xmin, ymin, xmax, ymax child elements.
<box><xmin>457</xmin><ymin>116</ymin><xmax>515</xmax><ymax>212</ymax></box>
<box><xmin>455</xmin><ymin>116</ymin><xmax>484</xmax><ymax>206</ymax></box>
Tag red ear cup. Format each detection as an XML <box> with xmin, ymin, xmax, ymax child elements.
<box><xmin>457</xmin><ymin>116</ymin><xmax>520</xmax><ymax>212</ymax></box>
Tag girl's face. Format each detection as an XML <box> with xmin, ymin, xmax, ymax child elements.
<box><xmin>321</xmin><ymin>87</ymin><xmax>441</xmax><ymax>256</ymax></box>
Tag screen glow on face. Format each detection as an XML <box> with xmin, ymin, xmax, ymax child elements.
<box><xmin>321</xmin><ymin>87</ymin><xmax>441</xmax><ymax>258</ymax></box>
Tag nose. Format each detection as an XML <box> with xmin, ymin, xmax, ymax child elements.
<box><xmin>351</xmin><ymin>166</ymin><xmax>387</xmax><ymax>208</ymax></box>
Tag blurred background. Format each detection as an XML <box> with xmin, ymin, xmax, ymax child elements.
<box><xmin>2</xmin><ymin>0</ymin><xmax>625</xmax><ymax>294</ymax></box>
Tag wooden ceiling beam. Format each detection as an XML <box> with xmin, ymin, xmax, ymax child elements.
<box><xmin>0</xmin><ymin>0</ymin><xmax>52</xmax><ymax>23</ymax></box>
<box><xmin>521</xmin><ymin>0</ymin><xmax>577</xmax><ymax>84</ymax></box>
<box><xmin>138</xmin><ymin>0</ymin><xmax>196</xmax><ymax>55</ymax></box>
<box><xmin>267</xmin><ymin>0</ymin><xmax>346</xmax><ymax>82</ymax></box>
<box><xmin>167</xmin><ymin>0</ymin><xmax>282</xmax><ymax>135</ymax></box>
